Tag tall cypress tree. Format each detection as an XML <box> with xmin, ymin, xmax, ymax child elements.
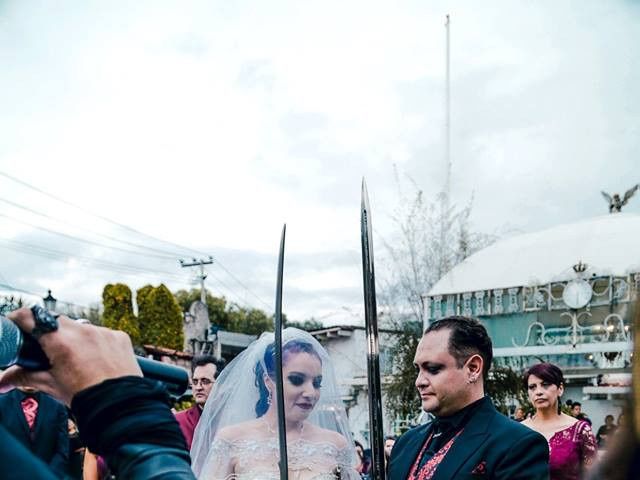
<box><xmin>137</xmin><ymin>284</ymin><xmax>184</xmax><ymax>350</ymax></box>
<box><xmin>136</xmin><ymin>284</ymin><xmax>154</xmax><ymax>345</ymax></box>
<box><xmin>102</xmin><ymin>283</ymin><xmax>140</xmax><ymax>345</ymax></box>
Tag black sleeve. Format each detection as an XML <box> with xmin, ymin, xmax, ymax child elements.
<box><xmin>49</xmin><ymin>402</ymin><xmax>70</xmax><ymax>476</ymax></box>
<box><xmin>71</xmin><ymin>376</ymin><xmax>195</xmax><ymax>480</ymax></box>
<box><xmin>494</xmin><ymin>430</ymin><xmax>549</xmax><ymax>480</ymax></box>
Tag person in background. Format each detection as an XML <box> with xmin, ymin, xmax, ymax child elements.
<box><xmin>189</xmin><ymin>330</ymin><xmax>358</xmax><ymax>479</ymax></box>
<box><xmin>596</xmin><ymin>414</ymin><xmax>618</xmax><ymax>449</ymax></box>
<box><xmin>570</xmin><ymin>401</ymin><xmax>592</xmax><ymax>426</ymax></box>
<box><xmin>0</xmin><ymin>306</ymin><xmax>194</xmax><ymax>479</ymax></box>
<box><xmin>617</xmin><ymin>412</ymin><xmax>626</xmax><ymax>428</ymax></box>
<box><xmin>570</xmin><ymin>402</ymin><xmax>582</xmax><ymax>418</ymax></box>
<box><xmin>174</xmin><ymin>354</ymin><xmax>224</xmax><ymax>450</ymax></box>
<box><xmin>0</xmin><ymin>386</ymin><xmax>69</xmax><ymax>477</ymax></box>
<box><xmin>587</xmin><ymin>296</ymin><xmax>640</xmax><ymax>479</ymax></box>
<box><xmin>514</xmin><ymin>407</ymin><xmax>526</xmax><ymax>422</ymax></box>
<box><xmin>67</xmin><ymin>416</ymin><xmax>85</xmax><ymax>479</ymax></box>
<box><xmin>82</xmin><ymin>450</ymin><xmax>114</xmax><ymax>480</ymax></box>
<box><xmin>355</xmin><ymin>440</ymin><xmax>370</xmax><ymax>479</ymax></box>
<box><xmin>383</xmin><ymin>434</ymin><xmax>396</xmax><ymax>474</ymax></box>
<box><xmin>522</xmin><ymin>362</ymin><xmax>597</xmax><ymax>480</ymax></box>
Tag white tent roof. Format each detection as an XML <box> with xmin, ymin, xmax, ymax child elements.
<box><xmin>429</xmin><ymin>213</ymin><xmax>640</xmax><ymax>296</ymax></box>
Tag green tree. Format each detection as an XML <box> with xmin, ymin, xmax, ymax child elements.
<box><xmin>286</xmin><ymin>317</ymin><xmax>323</xmax><ymax>331</ymax></box>
<box><xmin>173</xmin><ymin>288</ymin><xmax>231</xmax><ymax>330</ymax></box>
<box><xmin>137</xmin><ymin>284</ymin><xmax>184</xmax><ymax>350</ymax></box>
<box><xmin>485</xmin><ymin>364</ymin><xmax>530</xmax><ymax>415</ymax></box>
<box><xmin>227</xmin><ymin>304</ymin><xmax>273</xmax><ymax>335</ymax></box>
<box><xmin>136</xmin><ymin>284</ymin><xmax>155</xmax><ymax>344</ymax></box>
<box><xmin>384</xmin><ymin>320</ymin><xmax>423</xmax><ymax>422</ymax></box>
<box><xmin>102</xmin><ymin>283</ymin><xmax>140</xmax><ymax>345</ymax></box>
<box><xmin>381</xmin><ymin>170</ymin><xmax>496</xmax><ymax>422</ymax></box>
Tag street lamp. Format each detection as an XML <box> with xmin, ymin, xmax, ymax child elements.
<box><xmin>43</xmin><ymin>290</ymin><xmax>57</xmax><ymax>311</ymax></box>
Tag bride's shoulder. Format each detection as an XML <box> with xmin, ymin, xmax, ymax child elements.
<box><xmin>304</xmin><ymin>423</ymin><xmax>349</xmax><ymax>449</ymax></box>
<box><xmin>216</xmin><ymin>419</ymin><xmax>265</xmax><ymax>442</ymax></box>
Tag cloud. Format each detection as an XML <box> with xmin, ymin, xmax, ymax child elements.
<box><xmin>0</xmin><ymin>0</ymin><xmax>638</xmax><ymax>325</ymax></box>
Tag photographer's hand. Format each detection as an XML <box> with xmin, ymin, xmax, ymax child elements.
<box><xmin>0</xmin><ymin>307</ymin><xmax>141</xmax><ymax>405</ymax></box>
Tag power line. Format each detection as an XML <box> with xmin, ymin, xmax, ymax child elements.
<box><xmin>0</xmin><ymin>282</ymin><xmax>90</xmax><ymax>312</ymax></box>
<box><xmin>0</xmin><ymin>170</ymin><xmax>272</xmax><ymax>308</ymax></box>
<box><xmin>0</xmin><ymin>196</ymin><xmax>183</xmax><ymax>259</ymax></box>
<box><xmin>0</xmin><ymin>204</ymin><xmax>264</xmax><ymax>308</ymax></box>
<box><xmin>0</xmin><ymin>171</ymin><xmax>199</xmax><ymax>256</ymax></box>
<box><xmin>0</xmin><ymin>239</ymin><xmax>262</xmax><ymax>312</ymax></box>
<box><xmin>180</xmin><ymin>257</ymin><xmax>214</xmax><ymax>305</ymax></box>
<box><xmin>0</xmin><ymin>212</ymin><xmax>177</xmax><ymax>261</ymax></box>
<box><xmin>215</xmin><ymin>262</ymin><xmax>272</xmax><ymax>310</ymax></box>
<box><xmin>0</xmin><ymin>239</ymin><xmax>189</xmax><ymax>282</ymax></box>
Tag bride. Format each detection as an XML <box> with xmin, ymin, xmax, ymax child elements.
<box><xmin>190</xmin><ymin>328</ymin><xmax>359</xmax><ymax>480</ymax></box>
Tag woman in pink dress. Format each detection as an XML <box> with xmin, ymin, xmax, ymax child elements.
<box><xmin>521</xmin><ymin>363</ymin><xmax>597</xmax><ymax>480</ymax></box>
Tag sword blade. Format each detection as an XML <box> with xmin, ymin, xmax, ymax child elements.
<box><xmin>274</xmin><ymin>224</ymin><xmax>289</xmax><ymax>480</ymax></box>
<box><xmin>360</xmin><ymin>180</ymin><xmax>386</xmax><ymax>480</ymax></box>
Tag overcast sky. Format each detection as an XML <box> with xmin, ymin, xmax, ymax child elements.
<box><xmin>0</xmin><ymin>0</ymin><xmax>638</xmax><ymax>324</ymax></box>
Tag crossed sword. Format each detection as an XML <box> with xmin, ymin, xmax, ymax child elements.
<box><xmin>272</xmin><ymin>180</ymin><xmax>386</xmax><ymax>480</ymax></box>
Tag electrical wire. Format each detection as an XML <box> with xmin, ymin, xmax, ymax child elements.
<box><xmin>0</xmin><ymin>171</ymin><xmax>195</xmax><ymax>255</ymax></box>
<box><xmin>0</xmin><ymin>282</ymin><xmax>90</xmax><ymax>312</ymax></box>
<box><xmin>0</xmin><ymin>212</ymin><xmax>177</xmax><ymax>261</ymax></box>
<box><xmin>0</xmin><ymin>196</ymin><xmax>183</xmax><ymax>259</ymax></box>
<box><xmin>215</xmin><ymin>262</ymin><xmax>272</xmax><ymax>309</ymax></box>
<box><xmin>0</xmin><ymin>171</ymin><xmax>272</xmax><ymax>308</ymax></box>
<box><xmin>0</xmin><ymin>239</ymin><xmax>261</xmax><ymax>312</ymax></box>
<box><xmin>0</xmin><ymin>238</ymin><xmax>191</xmax><ymax>281</ymax></box>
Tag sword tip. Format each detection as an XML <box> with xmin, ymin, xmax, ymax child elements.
<box><xmin>361</xmin><ymin>179</ymin><xmax>370</xmax><ymax>211</ymax></box>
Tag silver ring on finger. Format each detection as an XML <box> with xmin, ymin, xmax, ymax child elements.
<box><xmin>30</xmin><ymin>305</ymin><xmax>60</xmax><ymax>339</ymax></box>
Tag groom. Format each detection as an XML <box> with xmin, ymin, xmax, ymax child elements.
<box><xmin>388</xmin><ymin>316</ymin><xmax>549</xmax><ymax>480</ymax></box>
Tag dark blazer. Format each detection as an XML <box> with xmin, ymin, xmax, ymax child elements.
<box><xmin>0</xmin><ymin>424</ymin><xmax>59</xmax><ymax>480</ymax></box>
<box><xmin>388</xmin><ymin>397</ymin><xmax>549</xmax><ymax>480</ymax></box>
<box><xmin>0</xmin><ymin>389</ymin><xmax>69</xmax><ymax>477</ymax></box>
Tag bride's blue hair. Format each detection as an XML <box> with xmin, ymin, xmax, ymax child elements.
<box><xmin>254</xmin><ymin>340</ymin><xmax>322</xmax><ymax>417</ymax></box>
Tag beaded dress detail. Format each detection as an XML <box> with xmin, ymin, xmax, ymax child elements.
<box><xmin>202</xmin><ymin>438</ymin><xmax>353</xmax><ymax>480</ymax></box>
<box><xmin>190</xmin><ymin>329</ymin><xmax>359</xmax><ymax>480</ymax></box>
<box><xmin>547</xmin><ymin>420</ymin><xmax>597</xmax><ymax>480</ymax></box>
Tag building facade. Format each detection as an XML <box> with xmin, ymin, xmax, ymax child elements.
<box><xmin>424</xmin><ymin>213</ymin><xmax>638</xmax><ymax>428</ymax></box>
<box><xmin>311</xmin><ymin>325</ymin><xmax>401</xmax><ymax>446</ymax></box>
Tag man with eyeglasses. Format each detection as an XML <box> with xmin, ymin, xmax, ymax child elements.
<box><xmin>175</xmin><ymin>355</ymin><xmax>224</xmax><ymax>450</ymax></box>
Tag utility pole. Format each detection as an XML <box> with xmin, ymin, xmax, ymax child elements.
<box><xmin>438</xmin><ymin>14</ymin><xmax>452</xmax><ymax>279</ymax></box>
<box><xmin>444</xmin><ymin>13</ymin><xmax>451</xmax><ymax>199</ymax></box>
<box><xmin>179</xmin><ymin>256</ymin><xmax>214</xmax><ymax>305</ymax></box>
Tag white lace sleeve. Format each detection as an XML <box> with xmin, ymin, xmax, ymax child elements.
<box><xmin>200</xmin><ymin>437</ymin><xmax>235</xmax><ymax>480</ymax></box>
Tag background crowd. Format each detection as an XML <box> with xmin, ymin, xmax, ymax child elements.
<box><xmin>0</xmin><ymin>308</ymin><xmax>638</xmax><ymax>479</ymax></box>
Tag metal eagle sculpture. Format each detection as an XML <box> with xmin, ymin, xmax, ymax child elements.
<box><xmin>601</xmin><ymin>184</ymin><xmax>639</xmax><ymax>213</ymax></box>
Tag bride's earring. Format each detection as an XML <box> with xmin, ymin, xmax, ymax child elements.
<box><xmin>267</xmin><ymin>389</ymin><xmax>273</xmax><ymax>406</ymax></box>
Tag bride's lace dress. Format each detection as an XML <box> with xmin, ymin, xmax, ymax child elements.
<box><xmin>201</xmin><ymin>437</ymin><xmax>355</xmax><ymax>480</ymax></box>
<box><xmin>190</xmin><ymin>329</ymin><xmax>360</xmax><ymax>480</ymax></box>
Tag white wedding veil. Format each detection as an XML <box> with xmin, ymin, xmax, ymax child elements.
<box><xmin>190</xmin><ymin>328</ymin><xmax>358</xmax><ymax>478</ymax></box>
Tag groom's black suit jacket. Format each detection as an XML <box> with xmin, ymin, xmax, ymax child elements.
<box><xmin>388</xmin><ymin>397</ymin><xmax>549</xmax><ymax>480</ymax></box>
<box><xmin>0</xmin><ymin>389</ymin><xmax>69</xmax><ymax>477</ymax></box>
